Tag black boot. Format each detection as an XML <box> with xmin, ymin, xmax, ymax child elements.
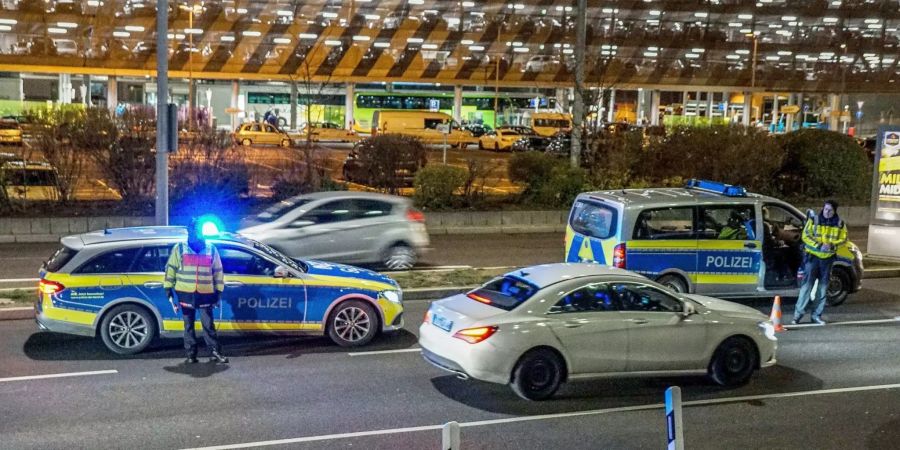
<box><xmin>210</xmin><ymin>350</ymin><xmax>229</xmax><ymax>364</ymax></box>
<box><xmin>185</xmin><ymin>353</ymin><xmax>199</xmax><ymax>364</ymax></box>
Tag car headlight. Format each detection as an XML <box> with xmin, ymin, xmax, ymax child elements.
<box><xmin>758</xmin><ymin>321</ymin><xmax>777</xmax><ymax>340</ymax></box>
<box><xmin>382</xmin><ymin>290</ymin><xmax>402</xmax><ymax>304</ymax></box>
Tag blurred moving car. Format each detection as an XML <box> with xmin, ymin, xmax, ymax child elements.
<box><xmin>419</xmin><ymin>263</ymin><xmax>777</xmax><ymax>400</ymax></box>
<box><xmin>239</xmin><ymin>192</ymin><xmax>429</xmax><ymax>270</ymax></box>
<box><xmin>0</xmin><ymin>119</ymin><xmax>23</xmax><ymax>145</ymax></box>
<box><xmin>298</xmin><ymin>122</ymin><xmax>359</xmax><ymax>142</ymax></box>
<box><xmin>233</xmin><ymin>122</ymin><xmax>294</xmax><ymax>147</ymax></box>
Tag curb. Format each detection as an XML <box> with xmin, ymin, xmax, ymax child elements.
<box><xmin>0</xmin><ymin>307</ymin><xmax>33</xmax><ymax>321</ymax></box>
<box><xmin>862</xmin><ymin>268</ymin><xmax>900</xmax><ymax>279</ymax></box>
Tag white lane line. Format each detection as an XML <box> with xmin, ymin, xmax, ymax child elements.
<box><xmin>785</xmin><ymin>317</ymin><xmax>900</xmax><ymax>329</ymax></box>
<box><xmin>182</xmin><ymin>382</ymin><xmax>900</xmax><ymax>450</ymax></box>
<box><xmin>347</xmin><ymin>348</ymin><xmax>422</xmax><ymax>357</ymax></box>
<box><xmin>0</xmin><ymin>278</ymin><xmax>39</xmax><ymax>283</ymax></box>
<box><xmin>0</xmin><ymin>369</ymin><xmax>118</xmax><ymax>383</ymax></box>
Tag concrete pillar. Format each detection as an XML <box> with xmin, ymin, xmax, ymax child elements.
<box><xmin>785</xmin><ymin>93</ymin><xmax>795</xmax><ymax>132</ymax></box>
<box><xmin>230</xmin><ymin>80</ymin><xmax>239</xmax><ymax>130</ymax></box>
<box><xmin>107</xmin><ymin>75</ymin><xmax>118</xmax><ymax>111</ymax></box>
<box><xmin>290</xmin><ymin>81</ymin><xmax>298</xmax><ymax>130</ymax></box>
<box><xmin>607</xmin><ymin>88</ymin><xmax>616</xmax><ymax>122</ymax></box>
<box><xmin>453</xmin><ymin>85</ymin><xmax>463</xmax><ymax>122</ymax></box>
<box><xmin>722</xmin><ymin>93</ymin><xmax>730</xmax><ymax>122</ymax></box>
<box><xmin>683</xmin><ymin>91</ymin><xmax>690</xmax><ymax>115</ymax></box>
<box><xmin>81</xmin><ymin>75</ymin><xmax>91</xmax><ymax>105</ymax></box>
<box><xmin>555</xmin><ymin>88</ymin><xmax>569</xmax><ymax>113</ymax></box>
<box><xmin>58</xmin><ymin>73</ymin><xmax>72</xmax><ymax>103</ymax></box>
<box><xmin>345</xmin><ymin>83</ymin><xmax>355</xmax><ymax>130</ymax></box>
<box><xmin>650</xmin><ymin>90</ymin><xmax>661</xmax><ymax>126</ymax></box>
<box><xmin>706</xmin><ymin>92</ymin><xmax>715</xmax><ymax>120</ymax></box>
<box><xmin>742</xmin><ymin>92</ymin><xmax>752</xmax><ymax>126</ymax></box>
<box><xmin>828</xmin><ymin>93</ymin><xmax>840</xmax><ymax>131</ymax></box>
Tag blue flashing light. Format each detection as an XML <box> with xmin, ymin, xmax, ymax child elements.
<box><xmin>196</xmin><ymin>214</ymin><xmax>224</xmax><ymax>237</ymax></box>
<box><xmin>685</xmin><ymin>179</ymin><xmax>747</xmax><ymax>197</ymax></box>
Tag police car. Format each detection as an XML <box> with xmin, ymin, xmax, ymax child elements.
<box><xmin>35</xmin><ymin>227</ymin><xmax>404</xmax><ymax>354</ymax></box>
<box><xmin>565</xmin><ymin>180</ymin><xmax>863</xmax><ymax>305</ymax></box>
<box><xmin>419</xmin><ymin>263</ymin><xmax>777</xmax><ymax>400</ymax></box>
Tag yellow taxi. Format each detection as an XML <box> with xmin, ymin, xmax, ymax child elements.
<box><xmin>298</xmin><ymin>122</ymin><xmax>359</xmax><ymax>143</ymax></box>
<box><xmin>233</xmin><ymin>122</ymin><xmax>295</xmax><ymax>147</ymax></box>
<box><xmin>0</xmin><ymin>119</ymin><xmax>23</xmax><ymax>145</ymax></box>
<box><xmin>478</xmin><ymin>126</ymin><xmax>529</xmax><ymax>151</ymax></box>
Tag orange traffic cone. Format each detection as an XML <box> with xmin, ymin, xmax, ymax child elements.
<box><xmin>770</xmin><ymin>295</ymin><xmax>786</xmax><ymax>332</ymax></box>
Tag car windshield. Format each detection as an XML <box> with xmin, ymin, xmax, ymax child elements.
<box><xmin>467</xmin><ymin>276</ymin><xmax>539</xmax><ymax>311</ymax></box>
<box><xmin>501</xmin><ymin>130</ymin><xmax>520</xmax><ymax>136</ymax></box>
<box><xmin>248</xmin><ymin>239</ymin><xmax>307</xmax><ymax>273</ymax></box>
<box><xmin>257</xmin><ymin>198</ymin><xmax>311</xmax><ymax>222</ymax></box>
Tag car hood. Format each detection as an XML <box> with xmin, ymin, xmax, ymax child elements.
<box><xmin>303</xmin><ymin>260</ymin><xmax>399</xmax><ymax>289</ymax></box>
<box><xmin>684</xmin><ymin>294</ymin><xmax>767</xmax><ymax>320</ymax></box>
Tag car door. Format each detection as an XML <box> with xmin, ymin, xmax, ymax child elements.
<box><xmin>694</xmin><ymin>204</ymin><xmax>762</xmax><ymax>296</ymax></box>
<box><xmin>331</xmin><ymin>198</ymin><xmax>397</xmax><ymax>263</ymax></box>
<box><xmin>268</xmin><ymin>199</ymin><xmax>358</xmax><ymax>262</ymax></box>
<box><xmin>544</xmin><ymin>281</ymin><xmax>629</xmax><ymax>375</ymax></box>
<box><xmin>215</xmin><ymin>245</ymin><xmax>306</xmax><ymax>331</ymax></box>
<box><xmin>128</xmin><ymin>244</ymin><xmax>190</xmax><ymax>329</ymax></box>
<box><xmin>263</xmin><ymin>124</ymin><xmax>282</xmax><ymax>145</ymax></box>
<box><xmin>610</xmin><ymin>282</ymin><xmax>707</xmax><ymax>371</ymax></box>
<box><xmin>66</xmin><ymin>246</ymin><xmax>142</xmax><ymax>317</ymax></box>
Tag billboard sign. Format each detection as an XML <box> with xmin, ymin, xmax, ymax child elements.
<box><xmin>868</xmin><ymin>126</ymin><xmax>900</xmax><ymax>260</ymax></box>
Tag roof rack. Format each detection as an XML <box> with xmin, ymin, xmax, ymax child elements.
<box><xmin>685</xmin><ymin>179</ymin><xmax>747</xmax><ymax>197</ymax></box>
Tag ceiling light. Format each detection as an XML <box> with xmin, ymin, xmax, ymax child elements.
<box><xmin>276</xmin><ymin>10</ymin><xmax>292</xmax><ymax>16</ymax></box>
<box><xmin>185</xmin><ymin>28</ymin><xmax>203</xmax><ymax>34</ymax></box>
<box><xmin>778</xmin><ymin>51</ymin><xmax>793</xmax><ymax>56</ymax></box>
<box><xmin>649</xmin><ymin>10</ymin><xmax>661</xmax><ymax>16</ymax></box>
<box><xmin>781</xmin><ymin>16</ymin><xmax>796</xmax><ymax>21</ymax></box>
<box><xmin>462</xmin><ymin>1</ymin><xmax>475</xmax><ymax>7</ymax></box>
<box><xmin>57</xmin><ymin>22</ymin><xmax>78</xmax><ymax>28</ymax></box>
<box><xmin>694</xmin><ymin>12</ymin><xmax>708</xmax><ymax>18</ymax></box>
<box><xmin>738</xmin><ymin>14</ymin><xmax>753</xmax><ymax>20</ymax></box>
<box><xmin>273</xmin><ymin>37</ymin><xmax>291</xmax><ymax>44</ymax></box>
<box><xmin>364</xmin><ymin>14</ymin><xmax>380</xmax><ymax>20</ymax></box>
<box><xmin>48</xmin><ymin>27</ymin><xmax>67</xmax><ymax>34</ymax></box>
<box><xmin>729</xmin><ymin>22</ymin><xmax>743</xmax><ymax>27</ymax></box>
<box><xmin>461</xmin><ymin>39</ymin><xmax>474</xmax><ymax>45</ymax></box>
<box><xmin>352</xmin><ymin>35</ymin><xmax>370</xmax><ymax>41</ymax></box>
<box><xmin>736</xmin><ymin>49</ymin><xmax>750</xmax><ymax>55</ymax></box>
<box><xmin>422</xmin><ymin>44</ymin><xmax>438</xmax><ymax>49</ymax></box>
<box><xmin>513</xmin><ymin>47</ymin><xmax>528</xmax><ymax>53</ymax></box>
<box><xmin>374</xmin><ymin>42</ymin><xmax>390</xmax><ymax>48</ymax></box>
<box><xmin>112</xmin><ymin>31</ymin><xmax>130</xmax><ymax>38</ymax></box>
<box><xmin>407</xmin><ymin>37</ymin><xmax>424</xmax><ymax>43</ymax></box>
<box><xmin>321</xmin><ymin>12</ymin><xmax>338</xmax><ymax>18</ymax></box>
<box><xmin>469</xmin><ymin>45</ymin><xmax>484</xmax><ymax>51</ymax></box>
<box><xmin>644</xmin><ymin>51</ymin><xmax>658</xmax><ymax>57</ymax></box>
<box><xmin>823</xmin><ymin>17</ymin><xmax>839</xmax><ymax>23</ymax></box>
<box><xmin>324</xmin><ymin>40</ymin><xmax>341</xmax><ymax>46</ymax></box>
<box><xmin>299</xmin><ymin>33</ymin><xmax>317</xmax><ymax>39</ymax></box>
<box><xmin>220</xmin><ymin>36</ymin><xmax>235</xmax><ymax>42</ymax></box>
<box><xmin>125</xmin><ymin>25</ymin><xmax>144</xmax><ymax>32</ymax></box>
<box><xmin>242</xmin><ymin>31</ymin><xmax>261</xmax><ymax>37</ymax></box>
<box><xmin>685</xmin><ymin>53</ymin><xmax>700</xmax><ymax>58</ymax></box>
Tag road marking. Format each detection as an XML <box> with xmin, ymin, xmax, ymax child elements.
<box><xmin>785</xmin><ymin>317</ymin><xmax>900</xmax><ymax>328</ymax></box>
<box><xmin>183</xmin><ymin>382</ymin><xmax>900</xmax><ymax>450</ymax></box>
<box><xmin>0</xmin><ymin>369</ymin><xmax>118</xmax><ymax>383</ymax></box>
<box><xmin>347</xmin><ymin>348</ymin><xmax>422</xmax><ymax>357</ymax></box>
<box><xmin>0</xmin><ymin>278</ymin><xmax>39</xmax><ymax>283</ymax></box>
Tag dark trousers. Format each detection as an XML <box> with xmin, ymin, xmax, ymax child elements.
<box><xmin>794</xmin><ymin>255</ymin><xmax>834</xmax><ymax>320</ymax></box>
<box><xmin>182</xmin><ymin>306</ymin><xmax>220</xmax><ymax>356</ymax></box>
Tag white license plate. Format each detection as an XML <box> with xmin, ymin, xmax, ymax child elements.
<box><xmin>432</xmin><ymin>314</ymin><xmax>453</xmax><ymax>332</ymax></box>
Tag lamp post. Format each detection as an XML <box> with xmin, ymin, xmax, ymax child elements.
<box><xmin>155</xmin><ymin>0</ymin><xmax>169</xmax><ymax>225</ymax></box>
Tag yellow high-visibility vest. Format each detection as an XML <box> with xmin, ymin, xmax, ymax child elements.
<box><xmin>164</xmin><ymin>243</ymin><xmax>224</xmax><ymax>294</ymax></box>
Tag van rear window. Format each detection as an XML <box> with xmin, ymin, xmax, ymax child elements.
<box><xmin>44</xmin><ymin>247</ymin><xmax>77</xmax><ymax>273</ymax></box>
<box><xmin>569</xmin><ymin>200</ymin><xmax>617</xmax><ymax>239</ymax></box>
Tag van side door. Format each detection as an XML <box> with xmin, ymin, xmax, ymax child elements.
<box><xmin>627</xmin><ymin>206</ymin><xmax>697</xmax><ymax>284</ymax></box>
<box><xmin>694</xmin><ymin>204</ymin><xmax>762</xmax><ymax>296</ymax></box>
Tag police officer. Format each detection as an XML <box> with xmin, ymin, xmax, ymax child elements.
<box><xmin>792</xmin><ymin>200</ymin><xmax>848</xmax><ymax>325</ymax></box>
<box><xmin>164</xmin><ymin>218</ymin><xmax>228</xmax><ymax>364</ymax></box>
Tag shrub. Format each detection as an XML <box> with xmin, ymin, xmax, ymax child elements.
<box><xmin>509</xmin><ymin>151</ymin><xmax>586</xmax><ymax>207</ymax></box>
<box><xmin>169</xmin><ymin>128</ymin><xmax>250</xmax><ymax>216</ymax></box>
<box><xmin>26</xmin><ymin>105</ymin><xmax>95</xmax><ymax>204</ymax></box>
<box><xmin>351</xmin><ymin>134</ymin><xmax>427</xmax><ymax>193</ymax></box>
<box><xmin>508</xmin><ymin>151</ymin><xmax>558</xmax><ymax>194</ymax></box>
<box><xmin>776</xmin><ymin>129</ymin><xmax>870</xmax><ymax>202</ymax></box>
<box><xmin>583</xmin><ymin>129</ymin><xmax>646</xmax><ymax>189</ymax></box>
<box><xmin>414</xmin><ymin>165</ymin><xmax>468</xmax><ymax>209</ymax></box>
<box><xmin>534</xmin><ymin>164</ymin><xmax>588</xmax><ymax>207</ymax></box>
<box><xmin>90</xmin><ymin>106</ymin><xmax>156</xmax><ymax>206</ymax></box>
<box><xmin>645</xmin><ymin>125</ymin><xmax>784</xmax><ymax>193</ymax></box>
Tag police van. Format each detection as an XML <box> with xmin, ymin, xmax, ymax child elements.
<box><xmin>36</xmin><ymin>227</ymin><xmax>405</xmax><ymax>354</ymax></box>
<box><xmin>565</xmin><ymin>180</ymin><xmax>863</xmax><ymax>305</ymax></box>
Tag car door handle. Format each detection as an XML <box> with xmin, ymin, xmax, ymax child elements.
<box><xmin>143</xmin><ymin>282</ymin><xmax>163</xmax><ymax>289</ymax></box>
<box><xmin>224</xmin><ymin>281</ymin><xmax>244</xmax><ymax>288</ymax></box>
<box><xmin>564</xmin><ymin>320</ymin><xmax>585</xmax><ymax>328</ymax></box>
<box><xmin>744</xmin><ymin>242</ymin><xmax>758</xmax><ymax>249</ymax></box>
<box><xmin>630</xmin><ymin>318</ymin><xmax>649</xmax><ymax>325</ymax></box>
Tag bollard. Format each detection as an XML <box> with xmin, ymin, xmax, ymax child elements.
<box><xmin>665</xmin><ymin>386</ymin><xmax>684</xmax><ymax>450</ymax></box>
<box><xmin>442</xmin><ymin>421</ymin><xmax>460</xmax><ymax>450</ymax></box>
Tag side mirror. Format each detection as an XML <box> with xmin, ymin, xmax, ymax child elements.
<box><xmin>680</xmin><ymin>302</ymin><xmax>697</xmax><ymax>318</ymax></box>
<box><xmin>290</xmin><ymin>220</ymin><xmax>314</xmax><ymax>228</ymax></box>
<box><xmin>274</xmin><ymin>265</ymin><xmax>290</xmax><ymax>278</ymax></box>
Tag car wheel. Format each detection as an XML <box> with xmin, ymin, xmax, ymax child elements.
<box><xmin>241</xmin><ymin>138</ymin><xmax>252</xmax><ymax>146</ymax></box>
<box><xmin>826</xmin><ymin>267</ymin><xmax>851</xmax><ymax>306</ymax></box>
<box><xmin>708</xmin><ymin>337</ymin><xmax>758</xmax><ymax>387</ymax></box>
<box><xmin>383</xmin><ymin>244</ymin><xmax>417</xmax><ymax>270</ymax></box>
<box><xmin>510</xmin><ymin>349</ymin><xmax>564</xmax><ymax>401</ymax></box>
<box><xmin>657</xmin><ymin>274</ymin><xmax>688</xmax><ymax>294</ymax></box>
<box><xmin>100</xmin><ymin>304</ymin><xmax>156</xmax><ymax>355</ymax></box>
<box><xmin>327</xmin><ymin>300</ymin><xmax>378</xmax><ymax>347</ymax></box>
<box><xmin>281</xmin><ymin>139</ymin><xmax>291</xmax><ymax>148</ymax></box>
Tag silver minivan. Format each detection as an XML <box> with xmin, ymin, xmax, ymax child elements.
<box><xmin>239</xmin><ymin>192</ymin><xmax>429</xmax><ymax>270</ymax></box>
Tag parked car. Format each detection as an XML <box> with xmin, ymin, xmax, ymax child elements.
<box><xmin>0</xmin><ymin>119</ymin><xmax>23</xmax><ymax>145</ymax></box>
<box><xmin>462</xmin><ymin>123</ymin><xmax>492</xmax><ymax>138</ymax></box>
<box><xmin>298</xmin><ymin>122</ymin><xmax>359</xmax><ymax>142</ymax></box>
<box><xmin>478</xmin><ymin>127</ymin><xmax>526</xmax><ymax>151</ymax></box>
<box><xmin>233</xmin><ymin>122</ymin><xmax>294</xmax><ymax>147</ymax></box>
<box><xmin>239</xmin><ymin>192</ymin><xmax>429</xmax><ymax>270</ymax></box>
<box><xmin>53</xmin><ymin>39</ymin><xmax>78</xmax><ymax>57</ymax></box>
<box><xmin>1</xmin><ymin>158</ymin><xmax>60</xmax><ymax>201</ymax></box>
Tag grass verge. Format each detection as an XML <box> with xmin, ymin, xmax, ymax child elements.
<box><xmin>0</xmin><ymin>290</ymin><xmax>35</xmax><ymax>308</ymax></box>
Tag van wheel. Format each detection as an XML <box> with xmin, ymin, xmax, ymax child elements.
<box><xmin>328</xmin><ymin>300</ymin><xmax>378</xmax><ymax>347</ymax></box>
<box><xmin>826</xmin><ymin>267</ymin><xmax>851</xmax><ymax>306</ymax></box>
<box><xmin>708</xmin><ymin>337</ymin><xmax>758</xmax><ymax>386</ymax></box>
<box><xmin>100</xmin><ymin>304</ymin><xmax>157</xmax><ymax>355</ymax></box>
<box><xmin>510</xmin><ymin>349</ymin><xmax>564</xmax><ymax>401</ymax></box>
<box><xmin>241</xmin><ymin>138</ymin><xmax>252</xmax><ymax>146</ymax></box>
<box><xmin>657</xmin><ymin>274</ymin><xmax>688</xmax><ymax>294</ymax></box>
<box><xmin>280</xmin><ymin>139</ymin><xmax>291</xmax><ymax>148</ymax></box>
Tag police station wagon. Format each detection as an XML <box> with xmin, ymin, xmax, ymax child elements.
<box><xmin>36</xmin><ymin>227</ymin><xmax>404</xmax><ymax>354</ymax></box>
<box><xmin>565</xmin><ymin>180</ymin><xmax>863</xmax><ymax>305</ymax></box>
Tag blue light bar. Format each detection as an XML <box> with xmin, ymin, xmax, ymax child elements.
<box><xmin>685</xmin><ymin>179</ymin><xmax>747</xmax><ymax>197</ymax></box>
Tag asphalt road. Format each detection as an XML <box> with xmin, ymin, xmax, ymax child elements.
<box><xmin>1</xmin><ymin>277</ymin><xmax>899</xmax><ymax>449</ymax></box>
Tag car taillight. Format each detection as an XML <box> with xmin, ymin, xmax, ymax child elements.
<box><xmin>613</xmin><ymin>243</ymin><xmax>626</xmax><ymax>269</ymax></box>
<box><xmin>453</xmin><ymin>326</ymin><xmax>498</xmax><ymax>344</ymax></box>
<box><xmin>406</xmin><ymin>207</ymin><xmax>426</xmax><ymax>223</ymax></box>
<box><xmin>39</xmin><ymin>279</ymin><xmax>65</xmax><ymax>295</ymax></box>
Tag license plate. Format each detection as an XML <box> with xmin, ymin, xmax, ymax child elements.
<box><xmin>432</xmin><ymin>314</ymin><xmax>453</xmax><ymax>332</ymax></box>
